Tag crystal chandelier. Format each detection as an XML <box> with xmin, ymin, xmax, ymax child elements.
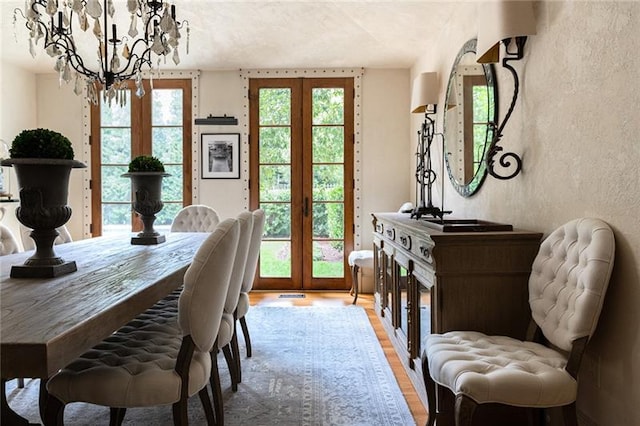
<box><xmin>15</xmin><ymin>0</ymin><xmax>189</xmax><ymax>105</ymax></box>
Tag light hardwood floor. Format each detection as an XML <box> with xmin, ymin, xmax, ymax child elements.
<box><xmin>248</xmin><ymin>291</ymin><xmax>429</xmax><ymax>425</ymax></box>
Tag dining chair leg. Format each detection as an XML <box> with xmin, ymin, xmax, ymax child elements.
<box><xmin>239</xmin><ymin>317</ymin><xmax>252</xmax><ymax>358</ymax></box>
<box><xmin>230</xmin><ymin>326</ymin><xmax>242</xmax><ymax>384</ymax></box>
<box><xmin>209</xmin><ymin>351</ymin><xmax>224</xmax><ymax>426</ymax></box>
<box><xmin>17</xmin><ymin>378</ymin><xmax>25</xmax><ymax>388</ymax></box>
<box><xmin>562</xmin><ymin>402</ymin><xmax>579</xmax><ymax>426</ymax></box>
<box><xmin>43</xmin><ymin>394</ymin><xmax>65</xmax><ymax>426</ymax></box>
<box><xmin>109</xmin><ymin>407</ymin><xmax>126</xmax><ymax>426</ymax></box>
<box><xmin>172</xmin><ymin>398</ymin><xmax>189</xmax><ymax>426</ymax></box>
<box><xmin>222</xmin><ymin>345</ymin><xmax>238</xmax><ymax>392</ymax></box>
<box><xmin>198</xmin><ymin>387</ymin><xmax>216</xmax><ymax>426</ymax></box>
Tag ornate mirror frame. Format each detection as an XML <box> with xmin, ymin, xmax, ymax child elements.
<box><xmin>443</xmin><ymin>38</ymin><xmax>498</xmax><ymax>197</ymax></box>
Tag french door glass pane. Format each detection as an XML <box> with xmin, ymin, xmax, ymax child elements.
<box><xmin>102</xmin><ymin>204</ymin><xmax>132</xmax><ymax>234</ymax></box>
<box><xmin>101</xmin><ymin>129</ymin><xmax>131</xmax><ymax>163</ymax></box>
<box><xmin>259</xmin><ymin>89</ymin><xmax>291</xmax><ymax>125</ymax></box>
<box><xmin>259</xmin><ymin>127</ymin><xmax>291</xmax><ymax>163</ymax></box>
<box><xmin>312</xmin><ymin>165</ymin><xmax>344</xmax><ymax>201</ymax></box>
<box><xmin>312</xmin><ymin>126</ymin><xmax>344</xmax><ymax>163</ymax></box>
<box><xmin>101</xmin><ymin>93</ymin><xmax>130</xmax><ymax>125</ymax></box>
<box><xmin>312</xmin><ymin>203</ymin><xmax>344</xmax><ymax>239</ymax></box>
<box><xmin>260</xmin><ymin>241</ymin><xmax>291</xmax><ymax>278</ymax></box>
<box><xmin>262</xmin><ymin>203</ymin><xmax>291</xmax><ymax>239</ymax></box>
<box><xmin>260</xmin><ymin>165</ymin><xmax>291</xmax><ymax>202</ymax></box>
<box><xmin>312</xmin><ymin>88</ymin><xmax>344</xmax><ymax>125</ymax></box>
<box><xmin>312</xmin><ymin>241</ymin><xmax>343</xmax><ymax>278</ymax></box>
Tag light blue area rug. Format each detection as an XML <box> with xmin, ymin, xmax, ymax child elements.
<box><xmin>6</xmin><ymin>306</ymin><xmax>415</xmax><ymax>425</ymax></box>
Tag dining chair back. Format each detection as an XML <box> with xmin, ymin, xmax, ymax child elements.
<box><xmin>235</xmin><ymin>208</ymin><xmax>265</xmax><ymax>358</ymax></box>
<box><xmin>171</xmin><ymin>205</ymin><xmax>220</xmax><ymax>232</ymax></box>
<box><xmin>20</xmin><ymin>224</ymin><xmax>72</xmax><ymax>251</ymax></box>
<box><xmin>422</xmin><ymin>217</ymin><xmax>616</xmax><ymax>426</ymax></box>
<box><xmin>45</xmin><ymin>218</ymin><xmax>240</xmax><ymax>426</ymax></box>
<box><xmin>0</xmin><ymin>223</ymin><xmax>20</xmax><ymax>255</ymax></box>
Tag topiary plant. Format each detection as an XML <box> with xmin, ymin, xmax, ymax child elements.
<box><xmin>128</xmin><ymin>155</ymin><xmax>165</xmax><ymax>172</ymax></box>
<box><xmin>10</xmin><ymin>128</ymin><xmax>74</xmax><ymax>159</ymax></box>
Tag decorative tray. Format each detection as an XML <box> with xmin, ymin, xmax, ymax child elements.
<box><xmin>420</xmin><ymin>218</ymin><xmax>513</xmax><ymax>232</ymax></box>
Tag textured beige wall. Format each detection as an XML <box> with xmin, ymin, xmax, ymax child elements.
<box><xmin>412</xmin><ymin>2</ymin><xmax>640</xmax><ymax>425</ymax></box>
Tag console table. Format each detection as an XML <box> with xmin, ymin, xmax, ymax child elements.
<box><xmin>371</xmin><ymin>213</ymin><xmax>542</xmax><ymax>414</ymax></box>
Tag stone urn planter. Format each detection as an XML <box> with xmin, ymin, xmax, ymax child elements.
<box><xmin>1</xmin><ymin>128</ymin><xmax>86</xmax><ymax>278</ymax></box>
<box><xmin>122</xmin><ymin>156</ymin><xmax>169</xmax><ymax>245</ymax></box>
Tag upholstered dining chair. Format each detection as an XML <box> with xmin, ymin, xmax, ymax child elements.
<box><xmin>20</xmin><ymin>224</ymin><xmax>72</xmax><ymax>251</ymax></box>
<box><xmin>422</xmin><ymin>218</ymin><xmax>616</xmax><ymax>426</ymax></box>
<box><xmin>141</xmin><ymin>211</ymin><xmax>253</xmax><ymax>426</ymax></box>
<box><xmin>171</xmin><ymin>205</ymin><xmax>220</xmax><ymax>232</ymax></box>
<box><xmin>44</xmin><ymin>218</ymin><xmax>240</xmax><ymax>426</ymax></box>
<box><xmin>234</xmin><ymin>208</ymin><xmax>265</xmax><ymax>362</ymax></box>
<box><xmin>0</xmin><ymin>223</ymin><xmax>20</xmax><ymax>255</ymax></box>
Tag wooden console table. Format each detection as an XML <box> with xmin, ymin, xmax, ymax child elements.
<box><xmin>371</xmin><ymin>212</ymin><xmax>542</xmax><ymax>415</ymax></box>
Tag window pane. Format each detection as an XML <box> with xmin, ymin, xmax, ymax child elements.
<box><xmin>102</xmin><ymin>203</ymin><xmax>131</xmax><ymax>234</ymax></box>
<box><xmin>102</xmin><ymin>165</ymin><xmax>130</xmax><ymax>202</ymax></box>
<box><xmin>259</xmin><ymin>127</ymin><xmax>291</xmax><ymax>164</ymax></box>
<box><xmin>312</xmin><ymin>88</ymin><xmax>344</xmax><ymax>125</ymax></box>
<box><xmin>260</xmin><ymin>165</ymin><xmax>291</xmax><ymax>202</ymax></box>
<box><xmin>312</xmin><ymin>126</ymin><xmax>343</xmax><ymax>163</ymax></box>
<box><xmin>156</xmin><ymin>202</ymin><xmax>182</xmax><ymax>227</ymax></box>
<box><xmin>260</xmin><ymin>241</ymin><xmax>291</xmax><ymax>278</ymax></box>
<box><xmin>152</xmin><ymin>89</ymin><xmax>183</xmax><ymax>126</ymax></box>
<box><xmin>101</xmin><ymin>93</ymin><xmax>130</xmax><ymax>126</ymax></box>
<box><xmin>262</xmin><ymin>203</ymin><xmax>291</xmax><ymax>239</ymax></box>
<box><xmin>162</xmin><ymin>164</ymin><xmax>183</xmax><ymax>202</ymax></box>
<box><xmin>312</xmin><ymin>165</ymin><xmax>343</xmax><ymax>201</ymax></box>
<box><xmin>152</xmin><ymin>127</ymin><xmax>183</xmax><ymax>163</ymax></box>
<box><xmin>312</xmin><ymin>241</ymin><xmax>344</xmax><ymax>278</ymax></box>
<box><xmin>101</xmin><ymin>129</ymin><xmax>131</xmax><ymax>164</ymax></box>
<box><xmin>313</xmin><ymin>202</ymin><xmax>344</xmax><ymax>239</ymax></box>
<box><xmin>259</xmin><ymin>88</ymin><xmax>291</xmax><ymax>125</ymax></box>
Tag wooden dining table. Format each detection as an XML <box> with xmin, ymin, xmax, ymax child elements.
<box><xmin>1</xmin><ymin>231</ymin><xmax>210</xmax><ymax>425</ymax></box>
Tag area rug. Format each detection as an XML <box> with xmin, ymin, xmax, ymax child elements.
<box><xmin>6</xmin><ymin>306</ymin><xmax>415</xmax><ymax>425</ymax></box>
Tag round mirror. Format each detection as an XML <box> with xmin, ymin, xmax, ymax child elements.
<box><xmin>443</xmin><ymin>38</ymin><xmax>497</xmax><ymax>197</ymax></box>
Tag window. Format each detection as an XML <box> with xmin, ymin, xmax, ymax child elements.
<box><xmin>90</xmin><ymin>79</ymin><xmax>192</xmax><ymax>236</ymax></box>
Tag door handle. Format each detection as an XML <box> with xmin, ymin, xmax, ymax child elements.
<box><xmin>304</xmin><ymin>197</ymin><xmax>309</xmax><ymax>217</ymax></box>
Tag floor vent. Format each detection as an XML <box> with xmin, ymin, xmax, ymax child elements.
<box><xmin>278</xmin><ymin>294</ymin><xmax>306</xmax><ymax>299</ymax></box>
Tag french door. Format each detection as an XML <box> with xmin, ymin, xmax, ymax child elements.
<box><xmin>249</xmin><ymin>78</ymin><xmax>354</xmax><ymax>291</ymax></box>
<box><xmin>90</xmin><ymin>79</ymin><xmax>192</xmax><ymax>236</ymax></box>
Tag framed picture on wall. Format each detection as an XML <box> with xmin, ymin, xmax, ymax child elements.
<box><xmin>201</xmin><ymin>133</ymin><xmax>240</xmax><ymax>179</ymax></box>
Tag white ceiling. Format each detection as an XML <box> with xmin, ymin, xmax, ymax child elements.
<box><xmin>0</xmin><ymin>1</ymin><xmax>465</xmax><ymax>73</ymax></box>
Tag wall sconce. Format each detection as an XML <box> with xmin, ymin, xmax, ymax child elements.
<box><xmin>410</xmin><ymin>72</ymin><xmax>451</xmax><ymax>220</ymax></box>
<box><xmin>477</xmin><ymin>0</ymin><xmax>536</xmax><ymax>180</ymax></box>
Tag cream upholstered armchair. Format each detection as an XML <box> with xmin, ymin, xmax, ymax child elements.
<box><xmin>20</xmin><ymin>224</ymin><xmax>72</xmax><ymax>251</ymax></box>
<box><xmin>235</xmin><ymin>209</ymin><xmax>265</xmax><ymax>362</ymax></box>
<box><xmin>422</xmin><ymin>218</ymin><xmax>615</xmax><ymax>426</ymax></box>
<box><xmin>44</xmin><ymin>218</ymin><xmax>240</xmax><ymax>426</ymax></box>
<box><xmin>170</xmin><ymin>205</ymin><xmax>220</xmax><ymax>232</ymax></box>
<box><xmin>0</xmin><ymin>223</ymin><xmax>20</xmax><ymax>255</ymax></box>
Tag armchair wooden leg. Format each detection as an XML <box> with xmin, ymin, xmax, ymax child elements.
<box><xmin>421</xmin><ymin>352</ymin><xmax>437</xmax><ymax>426</ymax></box>
<box><xmin>239</xmin><ymin>317</ymin><xmax>252</xmax><ymax>358</ymax></box>
<box><xmin>562</xmin><ymin>402</ymin><xmax>578</xmax><ymax>426</ymax></box>
<box><xmin>454</xmin><ymin>394</ymin><xmax>477</xmax><ymax>426</ymax></box>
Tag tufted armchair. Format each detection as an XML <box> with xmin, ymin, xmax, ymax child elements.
<box><xmin>0</xmin><ymin>223</ymin><xmax>20</xmax><ymax>255</ymax></box>
<box><xmin>44</xmin><ymin>218</ymin><xmax>240</xmax><ymax>426</ymax></box>
<box><xmin>422</xmin><ymin>218</ymin><xmax>616</xmax><ymax>426</ymax></box>
<box><xmin>171</xmin><ymin>205</ymin><xmax>220</xmax><ymax>232</ymax></box>
<box><xmin>234</xmin><ymin>209</ymin><xmax>265</xmax><ymax>362</ymax></box>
